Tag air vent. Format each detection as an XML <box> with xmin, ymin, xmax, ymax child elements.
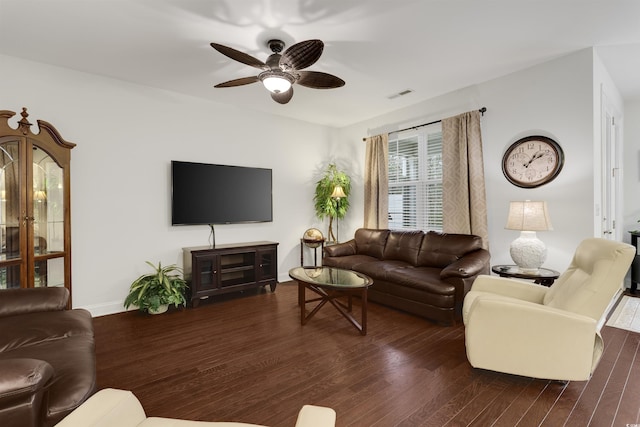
<box><xmin>387</xmin><ymin>89</ymin><xmax>414</xmax><ymax>100</ymax></box>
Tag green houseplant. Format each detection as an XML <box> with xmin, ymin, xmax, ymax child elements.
<box><xmin>314</xmin><ymin>163</ymin><xmax>351</xmax><ymax>242</ymax></box>
<box><xmin>124</xmin><ymin>261</ymin><xmax>188</xmax><ymax>314</ymax></box>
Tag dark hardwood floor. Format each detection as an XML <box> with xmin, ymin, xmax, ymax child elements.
<box><xmin>94</xmin><ymin>282</ymin><xmax>640</xmax><ymax>427</ymax></box>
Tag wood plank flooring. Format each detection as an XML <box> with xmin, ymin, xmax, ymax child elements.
<box><xmin>94</xmin><ymin>282</ymin><xmax>640</xmax><ymax>427</ymax></box>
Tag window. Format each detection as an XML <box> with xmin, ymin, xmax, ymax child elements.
<box><xmin>388</xmin><ymin>124</ymin><xmax>443</xmax><ymax>231</ymax></box>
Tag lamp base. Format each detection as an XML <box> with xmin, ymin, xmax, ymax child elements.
<box><xmin>510</xmin><ymin>231</ymin><xmax>547</xmax><ymax>273</ymax></box>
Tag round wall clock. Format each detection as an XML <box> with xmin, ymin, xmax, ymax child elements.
<box><xmin>502</xmin><ymin>135</ymin><xmax>564</xmax><ymax>188</ymax></box>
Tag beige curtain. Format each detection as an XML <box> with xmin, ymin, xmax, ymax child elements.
<box><xmin>442</xmin><ymin>110</ymin><xmax>489</xmax><ymax>249</ymax></box>
<box><xmin>364</xmin><ymin>134</ymin><xmax>389</xmax><ymax>229</ymax></box>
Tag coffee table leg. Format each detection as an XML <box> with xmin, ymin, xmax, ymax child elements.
<box><xmin>361</xmin><ymin>288</ymin><xmax>368</xmax><ymax>336</ymax></box>
<box><xmin>298</xmin><ymin>281</ymin><xmax>305</xmax><ymax>325</ymax></box>
<box><xmin>296</xmin><ymin>282</ymin><xmax>369</xmax><ymax>335</ymax></box>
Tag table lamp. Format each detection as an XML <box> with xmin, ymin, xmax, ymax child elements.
<box><xmin>505</xmin><ymin>200</ymin><xmax>553</xmax><ymax>273</ymax></box>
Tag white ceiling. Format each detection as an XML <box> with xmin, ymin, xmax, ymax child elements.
<box><xmin>1</xmin><ymin>0</ymin><xmax>639</xmax><ymax>128</ymax></box>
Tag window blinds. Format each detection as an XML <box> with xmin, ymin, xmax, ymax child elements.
<box><xmin>388</xmin><ymin>126</ymin><xmax>443</xmax><ymax>231</ymax></box>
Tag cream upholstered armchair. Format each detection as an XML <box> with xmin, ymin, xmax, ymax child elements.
<box><xmin>55</xmin><ymin>388</ymin><xmax>336</xmax><ymax>427</ymax></box>
<box><xmin>462</xmin><ymin>238</ymin><xmax>634</xmax><ymax>381</ymax></box>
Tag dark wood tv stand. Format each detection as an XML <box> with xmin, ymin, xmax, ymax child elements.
<box><xmin>183</xmin><ymin>241</ymin><xmax>279</xmax><ymax>307</ymax></box>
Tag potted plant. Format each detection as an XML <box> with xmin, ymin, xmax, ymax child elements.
<box><xmin>314</xmin><ymin>163</ymin><xmax>351</xmax><ymax>243</ymax></box>
<box><xmin>124</xmin><ymin>261</ymin><xmax>188</xmax><ymax>314</ymax></box>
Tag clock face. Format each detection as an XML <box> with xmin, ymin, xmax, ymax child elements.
<box><xmin>502</xmin><ymin>136</ymin><xmax>564</xmax><ymax>188</ymax></box>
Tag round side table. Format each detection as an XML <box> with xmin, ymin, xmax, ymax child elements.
<box><xmin>491</xmin><ymin>265</ymin><xmax>560</xmax><ymax>287</ymax></box>
<box><xmin>300</xmin><ymin>238</ymin><xmax>325</xmax><ymax>267</ymax></box>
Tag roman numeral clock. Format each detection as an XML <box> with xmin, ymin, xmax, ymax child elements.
<box><xmin>502</xmin><ymin>135</ymin><xmax>564</xmax><ymax>188</ymax></box>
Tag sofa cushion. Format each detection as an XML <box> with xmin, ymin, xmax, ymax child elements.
<box><xmin>354</xmin><ymin>229</ymin><xmax>390</xmax><ymax>259</ymax></box>
<box><xmin>417</xmin><ymin>231</ymin><xmax>483</xmax><ymax>268</ymax></box>
<box><xmin>382</xmin><ymin>230</ymin><xmax>424</xmax><ymax>266</ymax></box>
<box><xmin>322</xmin><ymin>254</ymin><xmax>379</xmax><ymax>270</ymax></box>
<box><xmin>385</xmin><ymin>266</ymin><xmax>456</xmax><ymax>296</ymax></box>
<box><xmin>370</xmin><ymin>273</ymin><xmax>456</xmax><ymax>308</ymax></box>
<box><xmin>543</xmin><ymin>238</ymin><xmax>634</xmax><ymax>320</ymax></box>
<box><xmin>0</xmin><ymin>309</ymin><xmax>93</xmax><ymax>353</ymax></box>
<box><xmin>0</xmin><ymin>287</ymin><xmax>69</xmax><ymax>319</ymax></box>
<box><xmin>350</xmin><ymin>260</ymin><xmax>411</xmax><ymax>280</ymax></box>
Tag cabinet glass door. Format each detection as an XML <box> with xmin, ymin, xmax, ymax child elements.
<box><xmin>0</xmin><ymin>139</ymin><xmax>22</xmax><ymax>289</ymax></box>
<box><xmin>32</xmin><ymin>145</ymin><xmax>65</xmax><ymax>287</ymax></box>
<box><xmin>195</xmin><ymin>255</ymin><xmax>217</xmax><ymax>290</ymax></box>
<box><xmin>258</xmin><ymin>248</ymin><xmax>277</xmax><ymax>280</ymax></box>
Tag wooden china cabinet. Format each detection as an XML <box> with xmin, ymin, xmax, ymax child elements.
<box><xmin>0</xmin><ymin>108</ymin><xmax>75</xmax><ymax>305</ymax></box>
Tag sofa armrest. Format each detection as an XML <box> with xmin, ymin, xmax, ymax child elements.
<box><xmin>54</xmin><ymin>388</ymin><xmax>146</xmax><ymax>427</ymax></box>
<box><xmin>0</xmin><ymin>287</ymin><xmax>69</xmax><ymax>318</ymax></box>
<box><xmin>469</xmin><ymin>275</ymin><xmax>549</xmax><ymax>302</ymax></box>
<box><xmin>0</xmin><ymin>358</ymin><xmax>54</xmax><ymax>427</ymax></box>
<box><xmin>462</xmin><ymin>276</ymin><xmax>549</xmax><ymax>324</ymax></box>
<box><xmin>295</xmin><ymin>404</ymin><xmax>336</xmax><ymax>427</ymax></box>
<box><xmin>323</xmin><ymin>239</ymin><xmax>356</xmax><ymax>257</ymax></box>
<box><xmin>440</xmin><ymin>248</ymin><xmax>490</xmax><ymax>279</ymax></box>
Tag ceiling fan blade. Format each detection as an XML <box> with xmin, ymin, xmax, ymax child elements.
<box><xmin>210</xmin><ymin>43</ymin><xmax>266</xmax><ymax>69</ymax></box>
<box><xmin>280</xmin><ymin>39</ymin><xmax>324</xmax><ymax>71</ymax></box>
<box><xmin>271</xmin><ymin>87</ymin><xmax>293</xmax><ymax>104</ymax></box>
<box><xmin>297</xmin><ymin>71</ymin><xmax>345</xmax><ymax>89</ymax></box>
<box><xmin>214</xmin><ymin>76</ymin><xmax>259</xmax><ymax>88</ymax></box>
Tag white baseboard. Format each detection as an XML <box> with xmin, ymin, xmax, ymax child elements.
<box><xmin>81</xmin><ymin>279</ymin><xmax>296</xmax><ymax>317</ymax></box>
<box><xmin>78</xmin><ymin>301</ymin><xmax>133</xmax><ymax>318</ymax></box>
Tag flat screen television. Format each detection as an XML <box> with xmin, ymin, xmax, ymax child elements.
<box><xmin>171</xmin><ymin>160</ymin><xmax>273</xmax><ymax>225</ymax></box>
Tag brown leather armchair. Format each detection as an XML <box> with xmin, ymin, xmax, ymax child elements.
<box><xmin>0</xmin><ymin>287</ymin><xmax>96</xmax><ymax>427</ymax></box>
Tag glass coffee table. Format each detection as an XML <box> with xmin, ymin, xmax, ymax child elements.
<box><xmin>289</xmin><ymin>266</ymin><xmax>373</xmax><ymax>335</ymax></box>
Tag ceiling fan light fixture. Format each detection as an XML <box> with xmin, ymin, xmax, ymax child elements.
<box><xmin>259</xmin><ymin>70</ymin><xmax>294</xmax><ymax>93</ymax></box>
<box><xmin>211</xmin><ymin>39</ymin><xmax>344</xmax><ymax>104</ymax></box>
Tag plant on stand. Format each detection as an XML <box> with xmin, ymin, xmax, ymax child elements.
<box><xmin>124</xmin><ymin>261</ymin><xmax>188</xmax><ymax>314</ymax></box>
<box><xmin>314</xmin><ymin>163</ymin><xmax>351</xmax><ymax>243</ymax></box>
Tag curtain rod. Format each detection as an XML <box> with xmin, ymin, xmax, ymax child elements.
<box><xmin>362</xmin><ymin>107</ymin><xmax>487</xmax><ymax>141</ymax></box>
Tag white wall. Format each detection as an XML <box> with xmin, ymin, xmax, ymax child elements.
<box><xmin>0</xmin><ymin>54</ymin><xmax>343</xmax><ymax>315</ymax></box>
<box><xmin>1</xmin><ymin>47</ymin><xmax>626</xmax><ymax>315</ymax></box>
<box><xmin>337</xmin><ymin>49</ymin><xmax>599</xmax><ymax>273</ymax></box>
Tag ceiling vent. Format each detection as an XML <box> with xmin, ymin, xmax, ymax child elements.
<box><xmin>387</xmin><ymin>89</ymin><xmax>414</xmax><ymax>100</ymax></box>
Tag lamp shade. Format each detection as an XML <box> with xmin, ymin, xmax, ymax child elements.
<box><xmin>331</xmin><ymin>185</ymin><xmax>346</xmax><ymax>199</ymax></box>
<box><xmin>33</xmin><ymin>190</ymin><xmax>47</xmax><ymax>201</ymax></box>
<box><xmin>505</xmin><ymin>201</ymin><xmax>553</xmax><ymax>231</ymax></box>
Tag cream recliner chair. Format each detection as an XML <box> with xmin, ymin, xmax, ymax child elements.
<box><xmin>55</xmin><ymin>388</ymin><xmax>336</xmax><ymax>427</ymax></box>
<box><xmin>462</xmin><ymin>238</ymin><xmax>634</xmax><ymax>381</ymax></box>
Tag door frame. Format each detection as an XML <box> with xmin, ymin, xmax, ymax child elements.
<box><xmin>601</xmin><ymin>87</ymin><xmax>623</xmax><ymax>241</ymax></box>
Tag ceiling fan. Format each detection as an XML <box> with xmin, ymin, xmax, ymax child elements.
<box><xmin>210</xmin><ymin>39</ymin><xmax>345</xmax><ymax>104</ymax></box>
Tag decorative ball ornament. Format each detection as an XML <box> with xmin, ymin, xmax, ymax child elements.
<box><xmin>302</xmin><ymin>228</ymin><xmax>324</xmax><ymax>248</ymax></box>
<box><xmin>303</xmin><ymin>267</ymin><xmax>323</xmax><ymax>278</ymax></box>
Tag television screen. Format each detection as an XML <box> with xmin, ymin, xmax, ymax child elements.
<box><xmin>171</xmin><ymin>161</ymin><xmax>273</xmax><ymax>225</ymax></box>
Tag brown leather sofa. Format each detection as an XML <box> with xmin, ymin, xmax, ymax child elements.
<box><xmin>0</xmin><ymin>287</ymin><xmax>96</xmax><ymax>427</ymax></box>
<box><xmin>323</xmin><ymin>228</ymin><xmax>490</xmax><ymax>324</ymax></box>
